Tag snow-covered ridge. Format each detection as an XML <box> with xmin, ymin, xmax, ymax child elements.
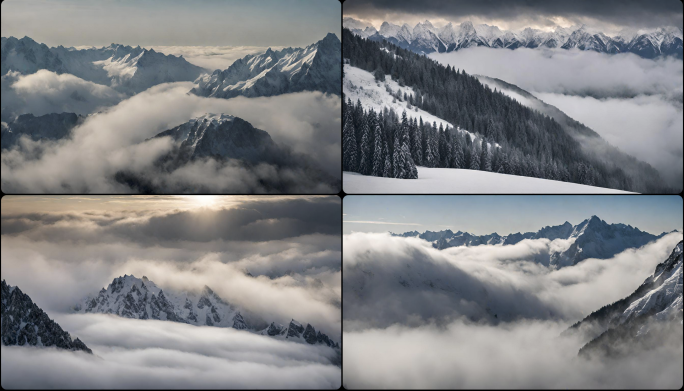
<box><xmin>571</xmin><ymin>240</ymin><xmax>683</xmax><ymax>357</ymax></box>
<box><xmin>345</xmin><ymin>18</ymin><xmax>683</xmax><ymax>58</ymax></box>
<box><xmin>343</xmin><ymin>64</ymin><xmax>476</xmax><ymax>142</ymax></box>
<box><xmin>1</xmin><ymin>36</ymin><xmax>206</xmax><ymax>93</ymax></box>
<box><xmin>75</xmin><ymin>275</ymin><xmax>339</xmax><ymax>349</ymax></box>
<box><xmin>191</xmin><ymin>33</ymin><xmax>341</xmax><ymax>99</ymax></box>
<box><xmin>392</xmin><ymin>215</ymin><xmax>671</xmax><ymax>268</ymax></box>
<box><xmin>1</xmin><ymin>280</ymin><xmax>92</xmax><ymax>353</ymax></box>
<box><xmin>148</xmin><ymin>113</ymin><xmax>282</xmax><ymax>164</ymax></box>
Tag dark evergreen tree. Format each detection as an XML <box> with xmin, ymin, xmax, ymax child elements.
<box><xmin>358</xmin><ymin>121</ymin><xmax>371</xmax><ymax>175</ymax></box>
<box><xmin>372</xmin><ymin>118</ymin><xmax>384</xmax><ymax>177</ymax></box>
<box><xmin>342</xmin><ymin>110</ymin><xmax>358</xmax><ymax>172</ymax></box>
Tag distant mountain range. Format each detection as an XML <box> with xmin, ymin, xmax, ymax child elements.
<box><xmin>1</xmin><ymin>280</ymin><xmax>92</xmax><ymax>353</ymax></box>
<box><xmin>1</xmin><ymin>36</ymin><xmax>205</xmax><ymax>93</ymax></box>
<box><xmin>567</xmin><ymin>241</ymin><xmax>683</xmax><ymax>358</ymax></box>
<box><xmin>393</xmin><ymin>216</ymin><xmax>675</xmax><ymax>268</ymax></box>
<box><xmin>344</xmin><ymin>17</ymin><xmax>683</xmax><ymax>59</ymax></box>
<box><xmin>75</xmin><ymin>275</ymin><xmax>339</xmax><ymax>349</ymax></box>
<box><xmin>191</xmin><ymin>33</ymin><xmax>341</xmax><ymax>99</ymax></box>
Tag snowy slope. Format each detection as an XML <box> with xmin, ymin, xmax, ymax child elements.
<box><xmin>344</xmin><ymin>167</ymin><xmax>633</xmax><ymax>194</ymax></box>
<box><xmin>191</xmin><ymin>33</ymin><xmax>340</xmax><ymax>99</ymax></box>
<box><xmin>343</xmin><ymin>64</ymin><xmax>475</xmax><ymax>141</ymax></box>
<box><xmin>76</xmin><ymin>275</ymin><xmax>339</xmax><ymax>349</ymax></box>
<box><xmin>1</xmin><ymin>280</ymin><xmax>92</xmax><ymax>353</ymax></box>
<box><xmin>149</xmin><ymin>113</ymin><xmax>283</xmax><ymax>164</ymax></box>
<box><xmin>570</xmin><ymin>241</ymin><xmax>683</xmax><ymax>357</ymax></box>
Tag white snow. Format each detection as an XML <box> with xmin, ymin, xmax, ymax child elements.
<box><xmin>344</xmin><ymin>64</ymin><xmax>475</xmax><ymax>140</ymax></box>
<box><xmin>343</xmin><ymin>167</ymin><xmax>634</xmax><ymax>194</ymax></box>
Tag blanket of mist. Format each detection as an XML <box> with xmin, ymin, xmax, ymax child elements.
<box><xmin>342</xmin><ymin>231</ymin><xmax>683</xmax><ymax>389</ymax></box>
<box><xmin>428</xmin><ymin>48</ymin><xmax>683</xmax><ymax>189</ymax></box>
<box><xmin>1</xmin><ymin>80</ymin><xmax>340</xmax><ymax>193</ymax></box>
<box><xmin>1</xmin><ymin>196</ymin><xmax>341</xmax><ymax>389</ymax></box>
<box><xmin>2</xmin><ymin>315</ymin><xmax>341</xmax><ymax>389</ymax></box>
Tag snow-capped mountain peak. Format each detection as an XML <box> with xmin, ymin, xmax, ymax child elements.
<box><xmin>393</xmin><ymin>216</ymin><xmax>665</xmax><ymax>268</ymax></box>
<box><xmin>190</xmin><ymin>33</ymin><xmax>340</xmax><ymax>99</ymax></box>
<box><xmin>76</xmin><ymin>275</ymin><xmax>340</xmax><ymax>349</ymax></box>
<box><xmin>570</xmin><ymin>241</ymin><xmax>683</xmax><ymax>358</ymax></box>
<box><xmin>345</xmin><ymin>20</ymin><xmax>683</xmax><ymax>58</ymax></box>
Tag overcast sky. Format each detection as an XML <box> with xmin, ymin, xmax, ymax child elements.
<box><xmin>1</xmin><ymin>195</ymin><xmax>341</xmax><ymax>336</ymax></box>
<box><xmin>1</xmin><ymin>0</ymin><xmax>340</xmax><ymax>47</ymax></box>
<box><xmin>344</xmin><ymin>0</ymin><xmax>683</xmax><ymax>34</ymax></box>
<box><xmin>343</xmin><ymin>195</ymin><xmax>683</xmax><ymax>235</ymax></box>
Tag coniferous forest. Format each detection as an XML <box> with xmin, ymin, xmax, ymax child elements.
<box><xmin>342</xmin><ymin>28</ymin><xmax>669</xmax><ymax>192</ymax></box>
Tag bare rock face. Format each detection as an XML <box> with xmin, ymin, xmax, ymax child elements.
<box><xmin>1</xmin><ymin>280</ymin><xmax>92</xmax><ymax>354</ymax></box>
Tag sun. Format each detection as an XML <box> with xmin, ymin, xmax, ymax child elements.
<box><xmin>192</xmin><ymin>195</ymin><xmax>219</xmax><ymax>208</ymax></box>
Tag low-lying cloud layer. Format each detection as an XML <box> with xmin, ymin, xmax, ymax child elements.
<box><xmin>343</xmin><ymin>319</ymin><xmax>682</xmax><ymax>389</ymax></box>
<box><xmin>1</xmin><ymin>196</ymin><xmax>341</xmax><ymax>336</ymax></box>
<box><xmin>1</xmin><ymin>78</ymin><xmax>341</xmax><ymax>193</ymax></box>
<box><xmin>2</xmin><ymin>314</ymin><xmax>341</xmax><ymax>389</ymax></box>
<box><xmin>430</xmin><ymin>48</ymin><xmax>683</xmax><ymax>190</ymax></box>
<box><xmin>344</xmin><ymin>232</ymin><xmax>682</xmax><ymax>329</ymax></box>
<box><xmin>1</xmin><ymin>70</ymin><xmax>124</xmax><ymax>121</ymax></box>
<box><xmin>342</xmin><ymin>232</ymin><xmax>683</xmax><ymax>388</ymax></box>
<box><xmin>151</xmin><ymin>46</ymin><xmax>278</xmax><ymax>71</ymax></box>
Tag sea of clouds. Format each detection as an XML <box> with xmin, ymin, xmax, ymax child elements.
<box><xmin>1</xmin><ymin>78</ymin><xmax>341</xmax><ymax>193</ymax></box>
<box><xmin>342</xmin><ymin>231</ymin><xmax>683</xmax><ymax>388</ymax></box>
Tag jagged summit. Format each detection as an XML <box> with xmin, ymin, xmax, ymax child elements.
<box><xmin>393</xmin><ymin>216</ymin><xmax>670</xmax><ymax>268</ymax></box>
<box><xmin>344</xmin><ymin>18</ymin><xmax>683</xmax><ymax>58</ymax></box>
<box><xmin>2</xmin><ymin>280</ymin><xmax>92</xmax><ymax>353</ymax></box>
<box><xmin>1</xmin><ymin>35</ymin><xmax>205</xmax><ymax>93</ymax></box>
<box><xmin>76</xmin><ymin>275</ymin><xmax>339</xmax><ymax>349</ymax></box>
<box><xmin>190</xmin><ymin>33</ymin><xmax>341</xmax><ymax>99</ymax></box>
<box><xmin>569</xmin><ymin>241</ymin><xmax>683</xmax><ymax>357</ymax></box>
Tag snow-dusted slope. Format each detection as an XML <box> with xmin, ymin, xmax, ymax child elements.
<box><xmin>344</xmin><ymin>167</ymin><xmax>633</xmax><ymax>194</ymax></box>
<box><xmin>191</xmin><ymin>33</ymin><xmax>340</xmax><ymax>99</ymax></box>
<box><xmin>76</xmin><ymin>275</ymin><xmax>339</xmax><ymax>349</ymax></box>
<box><xmin>344</xmin><ymin>18</ymin><xmax>683</xmax><ymax>58</ymax></box>
<box><xmin>1</xmin><ymin>112</ymin><xmax>84</xmax><ymax>150</ymax></box>
<box><xmin>1</xmin><ymin>280</ymin><xmax>92</xmax><ymax>353</ymax></box>
<box><xmin>1</xmin><ymin>36</ymin><xmax>206</xmax><ymax>93</ymax></box>
<box><xmin>149</xmin><ymin>113</ymin><xmax>283</xmax><ymax>164</ymax></box>
<box><xmin>343</xmin><ymin>64</ymin><xmax>475</xmax><ymax>141</ymax></box>
<box><xmin>392</xmin><ymin>215</ymin><xmax>666</xmax><ymax>268</ymax></box>
<box><xmin>569</xmin><ymin>241</ymin><xmax>683</xmax><ymax>357</ymax></box>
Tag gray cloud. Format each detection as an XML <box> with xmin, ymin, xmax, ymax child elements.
<box><xmin>343</xmin><ymin>319</ymin><xmax>682</xmax><ymax>389</ymax></box>
<box><xmin>1</xmin><ymin>70</ymin><xmax>124</xmax><ymax>121</ymax></box>
<box><xmin>1</xmin><ymin>197</ymin><xmax>341</xmax><ymax>336</ymax></box>
<box><xmin>343</xmin><ymin>232</ymin><xmax>682</xmax><ymax>329</ymax></box>
<box><xmin>342</xmin><ymin>231</ymin><xmax>683</xmax><ymax>388</ymax></box>
<box><xmin>1</xmin><ymin>314</ymin><xmax>341</xmax><ymax>389</ymax></box>
<box><xmin>345</xmin><ymin>0</ymin><xmax>683</xmax><ymax>31</ymax></box>
<box><xmin>151</xmin><ymin>46</ymin><xmax>277</xmax><ymax>71</ymax></box>
<box><xmin>1</xmin><ymin>80</ymin><xmax>340</xmax><ymax>193</ymax></box>
<box><xmin>429</xmin><ymin>48</ymin><xmax>683</xmax><ymax>190</ymax></box>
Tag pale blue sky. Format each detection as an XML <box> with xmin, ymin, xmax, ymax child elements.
<box><xmin>343</xmin><ymin>195</ymin><xmax>683</xmax><ymax>236</ymax></box>
<box><xmin>1</xmin><ymin>0</ymin><xmax>340</xmax><ymax>47</ymax></box>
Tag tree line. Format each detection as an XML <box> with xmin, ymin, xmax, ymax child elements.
<box><xmin>342</xmin><ymin>28</ymin><xmax>642</xmax><ymax>191</ymax></box>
